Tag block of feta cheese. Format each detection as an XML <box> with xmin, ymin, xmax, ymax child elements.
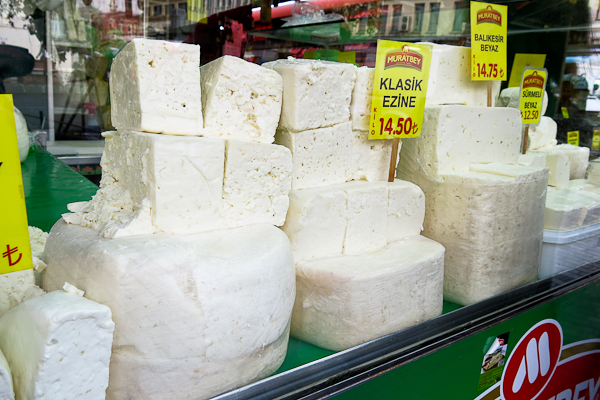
<box><xmin>292</xmin><ymin>235</ymin><xmax>444</xmax><ymax>351</ymax></box>
<box><xmin>276</xmin><ymin>122</ymin><xmax>354</xmax><ymax>190</ymax></box>
<box><xmin>420</xmin><ymin>43</ymin><xmax>501</xmax><ymax>106</ymax></box>
<box><xmin>352</xmin><ymin>130</ymin><xmax>400</xmax><ymax>182</ymax></box>
<box><xmin>350</xmin><ymin>66</ymin><xmax>374</xmax><ymax>131</ymax></box>
<box><xmin>263</xmin><ymin>58</ymin><xmax>356</xmax><ymax>131</ymax></box>
<box><xmin>0</xmin><ymin>269</ymin><xmax>35</xmax><ymax>317</ymax></box>
<box><xmin>222</xmin><ymin>139</ymin><xmax>292</xmax><ymax>228</ymax></box>
<box><xmin>545</xmin><ymin>153</ymin><xmax>570</xmax><ymax>187</ymax></box>
<box><xmin>497</xmin><ymin>87</ymin><xmax>549</xmax><ymax>115</ymax></box>
<box><xmin>518</xmin><ymin>153</ymin><xmax>547</xmax><ymax>168</ymax></box>
<box><xmin>587</xmin><ymin>159</ymin><xmax>600</xmax><ymax>186</ymax></box>
<box><xmin>200</xmin><ymin>56</ymin><xmax>283</xmax><ymax>143</ymax></box>
<box><xmin>532</xmin><ymin>144</ymin><xmax>590</xmax><ymax>179</ymax></box>
<box><xmin>42</xmin><ymin>221</ymin><xmax>295</xmax><ymax>400</ymax></box>
<box><xmin>0</xmin><ymin>349</ymin><xmax>13</xmax><ymax>400</ymax></box>
<box><xmin>399</xmin><ymin>106</ymin><xmax>522</xmax><ymax>177</ymax></box>
<box><xmin>0</xmin><ymin>290</ymin><xmax>114</xmax><ymax>400</ymax></box>
<box><xmin>546</xmin><ymin>189</ymin><xmax>600</xmax><ymax>227</ymax></box>
<box><xmin>545</xmin><ymin>190</ymin><xmax>586</xmax><ymax>230</ymax></box>
<box><xmin>397</xmin><ymin>162</ymin><xmax>548</xmax><ymax>305</ymax></box>
<box><xmin>62</xmin><ymin>131</ymin><xmax>226</xmax><ymax>238</ymax></box>
<box><xmin>526</xmin><ymin>116</ymin><xmax>557</xmax><ymax>151</ymax></box>
<box><xmin>110</xmin><ymin>39</ymin><xmax>202</xmax><ymax>135</ymax></box>
<box><xmin>568</xmin><ymin>179</ymin><xmax>596</xmax><ymax>190</ymax></box>
<box><xmin>387</xmin><ymin>180</ymin><xmax>426</xmax><ymax>242</ymax></box>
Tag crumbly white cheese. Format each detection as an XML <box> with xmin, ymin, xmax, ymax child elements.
<box><xmin>496</xmin><ymin>87</ymin><xmax>549</xmax><ymax>115</ymax></box>
<box><xmin>293</xmin><ymin>235</ymin><xmax>444</xmax><ymax>351</ymax></box>
<box><xmin>14</xmin><ymin>106</ymin><xmax>29</xmax><ymax>163</ymax></box>
<box><xmin>0</xmin><ymin>290</ymin><xmax>114</xmax><ymax>400</ymax></box>
<box><xmin>28</xmin><ymin>226</ymin><xmax>48</xmax><ymax>259</ymax></box>
<box><xmin>201</xmin><ymin>56</ymin><xmax>283</xmax><ymax>143</ymax></box>
<box><xmin>63</xmin><ymin>131</ymin><xmax>226</xmax><ymax>237</ymax></box>
<box><xmin>0</xmin><ymin>269</ymin><xmax>35</xmax><ymax>317</ymax></box>
<box><xmin>263</xmin><ymin>58</ymin><xmax>356</xmax><ymax>131</ymax></box>
<box><xmin>399</xmin><ymin>106</ymin><xmax>522</xmax><ymax>177</ymax></box>
<box><xmin>545</xmin><ymin>153</ymin><xmax>570</xmax><ymax>187</ymax></box>
<box><xmin>352</xmin><ymin>130</ymin><xmax>400</xmax><ymax>182</ymax></box>
<box><xmin>526</xmin><ymin>116</ymin><xmax>557</xmax><ymax>151</ymax></box>
<box><xmin>42</xmin><ymin>221</ymin><xmax>295</xmax><ymax>400</ymax></box>
<box><xmin>518</xmin><ymin>153</ymin><xmax>547</xmax><ymax>168</ymax></box>
<box><xmin>110</xmin><ymin>39</ymin><xmax>203</xmax><ymax>135</ymax></box>
<box><xmin>397</xmin><ymin>162</ymin><xmax>548</xmax><ymax>306</ymax></box>
<box><xmin>276</xmin><ymin>122</ymin><xmax>354</xmax><ymax>190</ymax></box>
<box><xmin>223</xmin><ymin>139</ymin><xmax>292</xmax><ymax>228</ymax></box>
<box><xmin>0</xmin><ymin>349</ymin><xmax>14</xmax><ymax>400</ymax></box>
<box><xmin>420</xmin><ymin>43</ymin><xmax>501</xmax><ymax>106</ymax></box>
<box><xmin>531</xmin><ymin>144</ymin><xmax>590</xmax><ymax>180</ymax></box>
<box><xmin>350</xmin><ymin>66</ymin><xmax>374</xmax><ymax>131</ymax></box>
<box><xmin>387</xmin><ymin>180</ymin><xmax>425</xmax><ymax>242</ymax></box>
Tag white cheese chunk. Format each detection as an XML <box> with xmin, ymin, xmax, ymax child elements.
<box><xmin>28</xmin><ymin>226</ymin><xmax>47</xmax><ymax>259</ymax></box>
<box><xmin>42</xmin><ymin>221</ymin><xmax>295</xmax><ymax>400</ymax></box>
<box><xmin>110</xmin><ymin>38</ymin><xmax>203</xmax><ymax>135</ymax></box>
<box><xmin>351</xmin><ymin>130</ymin><xmax>400</xmax><ymax>182</ymax></box>
<box><xmin>223</xmin><ymin>139</ymin><xmax>292</xmax><ymax>227</ymax></box>
<box><xmin>545</xmin><ymin>154</ymin><xmax>570</xmax><ymax>187</ymax></box>
<box><xmin>276</xmin><ymin>122</ymin><xmax>354</xmax><ymax>190</ymax></box>
<box><xmin>497</xmin><ymin>87</ymin><xmax>549</xmax><ymax>115</ymax></box>
<box><xmin>342</xmin><ymin>181</ymin><xmax>388</xmax><ymax>255</ymax></box>
<box><xmin>350</xmin><ymin>66</ymin><xmax>374</xmax><ymax>131</ymax></box>
<box><xmin>526</xmin><ymin>116</ymin><xmax>557</xmax><ymax>151</ymax></box>
<box><xmin>387</xmin><ymin>180</ymin><xmax>425</xmax><ymax>242</ymax></box>
<box><xmin>420</xmin><ymin>43</ymin><xmax>501</xmax><ymax>106</ymax></box>
<box><xmin>0</xmin><ymin>290</ymin><xmax>114</xmax><ymax>400</ymax></box>
<box><xmin>0</xmin><ymin>269</ymin><xmax>35</xmax><ymax>317</ymax></box>
<box><xmin>545</xmin><ymin>190</ymin><xmax>585</xmax><ymax>230</ymax></box>
<box><xmin>568</xmin><ymin>179</ymin><xmax>596</xmax><ymax>191</ymax></box>
<box><xmin>201</xmin><ymin>56</ymin><xmax>283</xmax><ymax>143</ymax></box>
<box><xmin>531</xmin><ymin>144</ymin><xmax>590</xmax><ymax>179</ymax></box>
<box><xmin>587</xmin><ymin>160</ymin><xmax>600</xmax><ymax>186</ymax></box>
<box><xmin>546</xmin><ymin>188</ymin><xmax>600</xmax><ymax>227</ymax></box>
<box><xmin>293</xmin><ymin>235</ymin><xmax>444</xmax><ymax>351</ymax></box>
<box><xmin>0</xmin><ymin>349</ymin><xmax>14</xmax><ymax>400</ymax></box>
<box><xmin>518</xmin><ymin>153</ymin><xmax>547</xmax><ymax>168</ymax></box>
<box><xmin>63</xmin><ymin>131</ymin><xmax>226</xmax><ymax>237</ymax></box>
<box><xmin>263</xmin><ymin>58</ymin><xmax>356</xmax><ymax>131</ymax></box>
<box><xmin>399</xmin><ymin>106</ymin><xmax>522</xmax><ymax>177</ymax></box>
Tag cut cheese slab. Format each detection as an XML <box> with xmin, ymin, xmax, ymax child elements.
<box><xmin>526</xmin><ymin>116</ymin><xmax>557</xmax><ymax>151</ymax></box>
<box><xmin>350</xmin><ymin>66</ymin><xmax>374</xmax><ymax>131</ymax></box>
<box><xmin>588</xmin><ymin>160</ymin><xmax>600</xmax><ymax>186</ymax></box>
<box><xmin>420</xmin><ymin>43</ymin><xmax>501</xmax><ymax>106</ymax></box>
<box><xmin>399</xmin><ymin>106</ymin><xmax>522</xmax><ymax>177</ymax></box>
<box><xmin>293</xmin><ymin>235</ymin><xmax>444</xmax><ymax>351</ymax></box>
<box><xmin>545</xmin><ymin>190</ymin><xmax>585</xmax><ymax>230</ymax></box>
<box><xmin>545</xmin><ymin>154</ymin><xmax>570</xmax><ymax>187</ymax></box>
<box><xmin>63</xmin><ymin>131</ymin><xmax>226</xmax><ymax>237</ymax></box>
<box><xmin>110</xmin><ymin>39</ymin><xmax>203</xmax><ymax>135</ymax></box>
<box><xmin>546</xmin><ymin>189</ymin><xmax>600</xmax><ymax>227</ymax></box>
<box><xmin>42</xmin><ymin>221</ymin><xmax>295</xmax><ymax>400</ymax></box>
<box><xmin>263</xmin><ymin>58</ymin><xmax>356</xmax><ymax>131</ymax></box>
<box><xmin>387</xmin><ymin>180</ymin><xmax>425</xmax><ymax>242</ymax></box>
<box><xmin>276</xmin><ymin>122</ymin><xmax>354</xmax><ymax>190</ymax></box>
<box><xmin>0</xmin><ymin>349</ymin><xmax>13</xmax><ymax>400</ymax></box>
<box><xmin>518</xmin><ymin>153</ymin><xmax>547</xmax><ymax>168</ymax></box>
<box><xmin>352</xmin><ymin>130</ymin><xmax>400</xmax><ymax>182</ymax></box>
<box><xmin>200</xmin><ymin>56</ymin><xmax>283</xmax><ymax>143</ymax></box>
<box><xmin>223</xmin><ymin>139</ymin><xmax>292</xmax><ymax>228</ymax></box>
<box><xmin>532</xmin><ymin>144</ymin><xmax>590</xmax><ymax>180</ymax></box>
<box><xmin>0</xmin><ymin>290</ymin><xmax>114</xmax><ymax>400</ymax></box>
<box><xmin>0</xmin><ymin>269</ymin><xmax>35</xmax><ymax>318</ymax></box>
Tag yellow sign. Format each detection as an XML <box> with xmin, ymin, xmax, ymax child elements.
<box><xmin>369</xmin><ymin>40</ymin><xmax>431</xmax><ymax>140</ymax></box>
<box><xmin>187</xmin><ymin>0</ymin><xmax>207</xmax><ymax>23</ymax></box>
<box><xmin>470</xmin><ymin>1</ymin><xmax>508</xmax><ymax>81</ymax></box>
<box><xmin>593</xmin><ymin>131</ymin><xmax>600</xmax><ymax>151</ymax></box>
<box><xmin>567</xmin><ymin>131</ymin><xmax>580</xmax><ymax>146</ymax></box>
<box><xmin>0</xmin><ymin>95</ymin><xmax>32</xmax><ymax>274</ymax></box>
<box><xmin>508</xmin><ymin>53</ymin><xmax>546</xmax><ymax>88</ymax></box>
<box><xmin>338</xmin><ymin>51</ymin><xmax>356</xmax><ymax>65</ymax></box>
<box><xmin>561</xmin><ymin>107</ymin><xmax>569</xmax><ymax>119</ymax></box>
<box><xmin>519</xmin><ymin>67</ymin><xmax>547</xmax><ymax>126</ymax></box>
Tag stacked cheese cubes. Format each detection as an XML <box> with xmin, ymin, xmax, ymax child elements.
<box><xmin>397</xmin><ymin>55</ymin><xmax>550</xmax><ymax>306</ymax></box>
<box><xmin>264</xmin><ymin>58</ymin><xmax>445</xmax><ymax>351</ymax></box>
<box><xmin>43</xmin><ymin>40</ymin><xmax>296</xmax><ymax>400</ymax></box>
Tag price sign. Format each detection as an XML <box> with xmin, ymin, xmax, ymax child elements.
<box><xmin>561</xmin><ymin>107</ymin><xmax>569</xmax><ymax>119</ymax></box>
<box><xmin>508</xmin><ymin>53</ymin><xmax>546</xmax><ymax>88</ymax></box>
<box><xmin>519</xmin><ymin>67</ymin><xmax>547</xmax><ymax>126</ymax></box>
<box><xmin>369</xmin><ymin>40</ymin><xmax>431</xmax><ymax>140</ymax></box>
<box><xmin>567</xmin><ymin>131</ymin><xmax>580</xmax><ymax>146</ymax></box>
<box><xmin>470</xmin><ymin>1</ymin><xmax>507</xmax><ymax>81</ymax></box>
<box><xmin>0</xmin><ymin>95</ymin><xmax>32</xmax><ymax>274</ymax></box>
<box><xmin>593</xmin><ymin>130</ymin><xmax>600</xmax><ymax>151</ymax></box>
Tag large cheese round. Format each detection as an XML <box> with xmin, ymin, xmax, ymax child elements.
<box><xmin>42</xmin><ymin>220</ymin><xmax>295</xmax><ymax>400</ymax></box>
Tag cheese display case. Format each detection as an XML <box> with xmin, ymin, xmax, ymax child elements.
<box><xmin>2</xmin><ymin>0</ymin><xmax>600</xmax><ymax>399</ymax></box>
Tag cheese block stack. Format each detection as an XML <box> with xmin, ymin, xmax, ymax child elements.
<box><xmin>264</xmin><ymin>58</ymin><xmax>445</xmax><ymax>351</ymax></box>
<box><xmin>42</xmin><ymin>40</ymin><xmax>296</xmax><ymax>400</ymax></box>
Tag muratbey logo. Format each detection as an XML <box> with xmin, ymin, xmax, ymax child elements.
<box><xmin>523</xmin><ymin>72</ymin><xmax>545</xmax><ymax>90</ymax></box>
<box><xmin>384</xmin><ymin>46</ymin><xmax>423</xmax><ymax>70</ymax></box>
<box><xmin>477</xmin><ymin>5</ymin><xmax>502</xmax><ymax>25</ymax></box>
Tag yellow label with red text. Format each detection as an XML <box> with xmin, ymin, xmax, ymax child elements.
<box><xmin>519</xmin><ymin>67</ymin><xmax>547</xmax><ymax>126</ymax></box>
<box><xmin>592</xmin><ymin>131</ymin><xmax>600</xmax><ymax>151</ymax></box>
<box><xmin>568</xmin><ymin>131</ymin><xmax>580</xmax><ymax>146</ymax></box>
<box><xmin>470</xmin><ymin>1</ymin><xmax>507</xmax><ymax>81</ymax></box>
<box><xmin>0</xmin><ymin>95</ymin><xmax>32</xmax><ymax>274</ymax></box>
<box><xmin>369</xmin><ymin>40</ymin><xmax>431</xmax><ymax>140</ymax></box>
<box><xmin>561</xmin><ymin>107</ymin><xmax>569</xmax><ymax>119</ymax></box>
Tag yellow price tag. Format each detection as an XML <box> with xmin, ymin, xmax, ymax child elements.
<box><xmin>508</xmin><ymin>53</ymin><xmax>546</xmax><ymax>88</ymax></box>
<box><xmin>369</xmin><ymin>40</ymin><xmax>431</xmax><ymax>140</ymax></box>
<box><xmin>0</xmin><ymin>95</ymin><xmax>32</xmax><ymax>275</ymax></box>
<box><xmin>187</xmin><ymin>0</ymin><xmax>207</xmax><ymax>23</ymax></box>
<box><xmin>567</xmin><ymin>131</ymin><xmax>580</xmax><ymax>146</ymax></box>
<box><xmin>337</xmin><ymin>51</ymin><xmax>356</xmax><ymax>65</ymax></box>
<box><xmin>470</xmin><ymin>1</ymin><xmax>507</xmax><ymax>81</ymax></box>
<box><xmin>561</xmin><ymin>107</ymin><xmax>570</xmax><ymax>119</ymax></box>
<box><xmin>593</xmin><ymin>131</ymin><xmax>600</xmax><ymax>151</ymax></box>
<box><xmin>519</xmin><ymin>67</ymin><xmax>547</xmax><ymax>126</ymax></box>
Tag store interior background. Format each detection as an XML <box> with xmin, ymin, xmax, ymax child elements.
<box><xmin>1</xmin><ymin>0</ymin><xmax>599</xmax><ymax>183</ymax></box>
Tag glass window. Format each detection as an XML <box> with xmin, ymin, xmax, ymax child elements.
<box><xmin>453</xmin><ymin>1</ymin><xmax>468</xmax><ymax>32</ymax></box>
<box><xmin>414</xmin><ymin>3</ymin><xmax>425</xmax><ymax>33</ymax></box>
<box><xmin>428</xmin><ymin>3</ymin><xmax>441</xmax><ymax>33</ymax></box>
<box><xmin>153</xmin><ymin>5</ymin><xmax>162</xmax><ymax>16</ymax></box>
